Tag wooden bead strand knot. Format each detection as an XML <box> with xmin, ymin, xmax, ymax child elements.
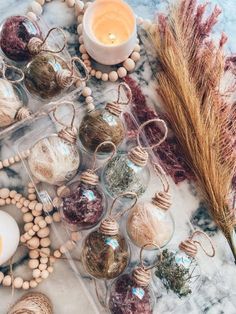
<box><xmin>80</xmin><ymin>170</ymin><xmax>99</xmax><ymax>186</ymax></box>
<box><xmin>179</xmin><ymin>230</ymin><xmax>215</xmax><ymax>258</ymax></box>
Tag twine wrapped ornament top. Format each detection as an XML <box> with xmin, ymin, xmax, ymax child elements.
<box><xmin>0</xmin><ymin>58</ymin><xmax>30</xmax><ymax>127</ymax></box>
<box><xmin>82</xmin><ymin>192</ymin><xmax>137</xmax><ymax>280</ymax></box>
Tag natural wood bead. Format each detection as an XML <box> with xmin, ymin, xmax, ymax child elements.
<box><xmin>39</xmin><ymin>263</ymin><xmax>47</xmax><ymax>271</ymax></box>
<box><xmin>52</xmin><ymin>197</ymin><xmax>61</xmax><ymax>208</ymax></box>
<box><xmin>27</xmin><ymin>237</ymin><xmax>40</xmax><ymax>249</ymax></box>
<box><xmin>14</xmin><ymin>193</ymin><xmax>22</xmax><ymax>201</ymax></box>
<box><xmin>40</xmin><ymin>248</ymin><xmax>50</xmax><ymax>257</ymax></box>
<box><xmin>82</xmin><ymin>87</ymin><xmax>92</xmax><ymax>97</ymax></box>
<box><xmin>66</xmin><ymin>240</ymin><xmax>75</xmax><ymax>251</ymax></box>
<box><xmin>32</xmin><ymin>269</ymin><xmax>41</xmax><ymax>278</ymax></box>
<box><xmin>109</xmin><ymin>71</ymin><xmax>118</xmax><ymax>82</ymax></box>
<box><xmin>32</xmin><ymin>209</ymin><xmax>41</xmax><ymax>217</ymax></box>
<box><xmin>23</xmin><ymin>199</ymin><xmax>30</xmax><ymax>207</ymax></box>
<box><xmin>59</xmin><ymin>245</ymin><xmax>67</xmax><ymax>254</ymax></box>
<box><xmin>33</xmin><ymin>224</ymin><xmax>40</xmax><ymax>232</ymax></box>
<box><xmin>0</xmin><ymin>188</ymin><xmax>10</xmax><ymax>199</ymax></box>
<box><xmin>117</xmin><ymin>67</ymin><xmax>127</xmax><ymax>78</ymax></box>
<box><xmin>0</xmin><ymin>162</ymin><xmax>3</xmax><ymax>169</ymax></box>
<box><xmin>84</xmin><ymin>1</ymin><xmax>92</xmax><ymax>9</ymax></box>
<box><xmin>13</xmin><ymin>277</ymin><xmax>24</xmax><ymax>289</ymax></box>
<box><xmin>29</xmin><ymin>200</ymin><xmax>37</xmax><ymax>210</ymax></box>
<box><xmin>79</xmin><ymin>35</ymin><xmax>83</xmax><ymax>44</ymax></box>
<box><xmin>79</xmin><ymin>45</ymin><xmax>86</xmax><ymax>55</ymax></box>
<box><xmin>123</xmin><ymin>58</ymin><xmax>135</xmax><ymax>71</ymax></box>
<box><xmin>22</xmin><ymin>281</ymin><xmax>30</xmax><ymax>290</ymax></box>
<box><xmin>29</xmin><ymin>1</ymin><xmax>43</xmax><ymax>15</ymax></box>
<box><xmin>36</xmin><ymin>0</ymin><xmax>45</xmax><ymax>5</ymax></box>
<box><xmin>28</xmin><ymin>194</ymin><xmax>37</xmax><ymax>201</ymax></box>
<box><xmin>43</xmin><ymin>203</ymin><xmax>53</xmax><ymax>212</ymax></box>
<box><xmin>27</xmin><ymin>11</ymin><xmax>38</xmax><ymax>21</ymax></box>
<box><xmin>0</xmin><ymin>199</ymin><xmax>5</xmax><ymax>206</ymax></box>
<box><xmin>11</xmin><ymin>199</ymin><xmax>16</xmax><ymax>205</ymax></box>
<box><xmin>85</xmin><ymin>96</ymin><xmax>93</xmax><ymax>104</ymax></box>
<box><xmin>21</xmin><ymin>206</ymin><xmax>29</xmax><ymax>214</ymax></box>
<box><xmin>48</xmin><ymin>266</ymin><xmax>54</xmax><ymax>273</ymax></box>
<box><xmin>30</xmin><ymin>279</ymin><xmax>38</xmax><ymax>288</ymax></box>
<box><xmin>28</xmin><ymin>229</ymin><xmax>35</xmax><ymax>236</ymax></box>
<box><xmin>84</xmin><ymin>59</ymin><xmax>91</xmax><ymax>67</ymax></box>
<box><xmin>23</xmin><ymin>212</ymin><xmax>34</xmax><ymax>223</ymax></box>
<box><xmin>34</xmin><ymin>216</ymin><xmax>43</xmax><ymax>224</ymax></box>
<box><xmin>21</xmin><ymin>150</ymin><xmax>31</xmax><ymax>158</ymax></box>
<box><xmin>20</xmin><ymin>197</ymin><xmax>26</xmax><ymax>204</ymax></box>
<box><xmin>75</xmin><ymin>0</ymin><xmax>84</xmax><ymax>13</ymax></box>
<box><xmin>29</xmin><ymin>259</ymin><xmax>39</xmax><ymax>269</ymax></box>
<box><xmin>35</xmin><ymin>277</ymin><xmax>42</xmax><ymax>283</ymax></box>
<box><xmin>45</xmin><ymin>215</ymin><xmax>53</xmax><ymax>224</ymax></box>
<box><xmin>38</xmin><ymin>220</ymin><xmax>47</xmax><ymax>229</ymax></box>
<box><xmin>2</xmin><ymin>275</ymin><xmax>12</xmax><ymax>286</ymax></box>
<box><xmin>29</xmin><ymin>250</ymin><xmax>39</xmax><ymax>259</ymax></box>
<box><xmin>131</xmin><ymin>51</ymin><xmax>140</xmax><ymax>62</ymax></box>
<box><xmin>24</xmin><ymin>233</ymin><xmax>32</xmax><ymax>241</ymax></box>
<box><xmin>14</xmin><ymin>155</ymin><xmax>21</xmax><ymax>162</ymax></box>
<box><xmin>0</xmin><ymin>272</ymin><xmax>4</xmax><ymax>283</ymax></box>
<box><xmin>77</xmin><ymin>24</ymin><xmax>83</xmax><ymax>35</ymax></box>
<box><xmin>136</xmin><ymin>16</ymin><xmax>143</xmax><ymax>25</ymax></box>
<box><xmin>90</xmin><ymin>69</ymin><xmax>96</xmax><ymax>76</ymax></box>
<box><xmin>28</xmin><ymin>188</ymin><xmax>35</xmax><ymax>194</ymax></box>
<box><xmin>41</xmin><ymin>270</ymin><xmax>49</xmax><ymax>279</ymax></box>
<box><xmin>95</xmin><ymin>71</ymin><xmax>102</xmax><ymax>79</ymax></box>
<box><xmin>77</xmin><ymin>14</ymin><xmax>83</xmax><ymax>24</ymax></box>
<box><xmin>40</xmin><ymin>257</ymin><xmax>48</xmax><ymax>264</ymax></box>
<box><xmin>82</xmin><ymin>53</ymin><xmax>89</xmax><ymax>60</ymax></box>
<box><xmin>2</xmin><ymin>159</ymin><xmax>10</xmax><ymax>167</ymax></box>
<box><xmin>20</xmin><ymin>235</ymin><xmax>26</xmax><ymax>243</ymax></box>
<box><xmin>101</xmin><ymin>73</ymin><xmax>109</xmax><ymax>81</ymax></box>
<box><xmin>6</xmin><ymin>198</ymin><xmax>11</xmax><ymax>204</ymax></box>
<box><xmin>40</xmin><ymin>237</ymin><xmax>51</xmax><ymax>248</ymax></box>
<box><xmin>37</xmin><ymin>227</ymin><xmax>50</xmax><ymax>238</ymax></box>
<box><xmin>35</xmin><ymin>203</ymin><xmax>43</xmax><ymax>212</ymax></box>
<box><xmin>54</xmin><ymin>250</ymin><xmax>61</xmax><ymax>258</ymax></box>
<box><xmin>71</xmin><ymin>232</ymin><xmax>81</xmax><ymax>242</ymax></box>
<box><xmin>134</xmin><ymin>44</ymin><xmax>141</xmax><ymax>52</ymax></box>
<box><xmin>53</xmin><ymin>212</ymin><xmax>61</xmax><ymax>222</ymax></box>
<box><xmin>16</xmin><ymin>202</ymin><xmax>23</xmax><ymax>209</ymax></box>
<box><xmin>9</xmin><ymin>190</ymin><xmax>17</xmax><ymax>198</ymax></box>
<box><xmin>66</xmin><ymin>0</ymin><xmax>75</xmax><ymax>7</ymax></box>
<box><xmin>87</xmin><ymin>103</ymin><xmax>95</xmax><ymax>112</ymax></box>
<box><xmin>9</xmin><ymin>157</ymin><xmax>15</xmax><ymax>164</ymax></box>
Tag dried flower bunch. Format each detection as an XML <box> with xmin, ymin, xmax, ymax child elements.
<box><xmin>150</xmin><ymin>0</ymin><xmax>236</xmax><ymax>261</ymax></box>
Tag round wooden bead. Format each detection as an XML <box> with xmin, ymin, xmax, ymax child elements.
<box><xmin>23</xmin><ymin>212</ymin><xmax>34</xmax><ymax>223</ymax></box>
<box><xmin>16</xmin><ymin>202</ymin><xmax>23</xmax><ymax>209</ymax></box>
<box><xmin>14</xmin><ymin>155</ymin><xmax>21</xmax><ymax>162</ymax></box>
<box><xmin>40</xmin><ymin>237</ymin><xmax>51</xmax><ymax>248</ymax></box>
<box><xmin>134</xmin><ymin>44</ymin><xmax>141</xmax><ymax>52</ymax></box>
<box><xmin>2</xmin><ymin>275</ymin><xmax>12</xmax><ymax>286</ymax></box>
<box><xmin>32</xmin><ymin>210</ymin><xmax>41</xmax><ymax>217</ymax></box>
<box><xmin>28</xmin><ymin>188</ymin><xmax>35</xmax><ymax>194</ymax></box>
<box><xmin>40</xmin><ymin>248</ymin><xmax>50</xmax><ymax>257</ymax></box>
<box><xmin>45</xmin><ymin>216</ymin><xmax>53</xmax><ymax>224</ymax></box>
<box><xmin>77</xmin><ymin>24</ymin><xmax>83</xmax><ymax>35</ymax></box>
<box><xmin>0</xmin><ymin>272</ymin><xmax>4</xmax><ymax>283</ymax></box>
<box><xmin>3</xmin><ymin>159</ymin><xmax>10</xmax><ymax>167</ymax></box>
<box><xmin>9</xmin><ymin>190</ymin><xmax>17</xmax><ymax>198</ymax></box>
<box><xmin>13</xmin><ymin>277</ymin><xmax>24</xmax><ymax>289</ymax></box>
<box><xmin>30</xmin><ymin>279</ymin><xmax>38</xmax><ymax>288</ymax></box>
<box><xmin>123</xmin><ymin>58</ymin><xmax>135</xmax><ymax>71</ymax></box>
<box><xmin>77</xmin><ymin>14</ymin><xmax>83</xmax><ymax>24</ymax></box>
<box><xmin>9</xmin><ymin>157</ymin><xmax>15</xmax><ymax>164</ymax></box>
<box><xmin>117</xmin><ymin>67</ymin><xmax>127</xmax><ymax>78</ymax></box>
<box><xmin>53</xmin><ymin>212</ymin><xmax>61</xmax><ymax>222</ymax></box>
<box><xmin>0</xmin><ymin>188</ymin><xmax>10</xmax><ymax>199</ymax></box>
<box><xmin>82</xmin><ymin>53</ymin><xmax>89</xmax><ymax>60</ymax></box>
<box><xmin>29</xmin><ymin>194</ymin><xmax>37</xmax><ymax>201</ymax></box>
<box><xmin>29</xmin><ymin>1</ymin><xmax>43</xmax><ymax>15</ymax></box>
<box><xmin>65</xmin><ymin>240</ymin><xmax>75</xmax><ymax>251</ymax></box>
<box><xmin>29</xmin><ymin>250</ymin><xmax>39</xmax><ymax>259</ymax></box>
<box><xmin>24</xmin><ymin>222</ymin><xmax>34</xmax><ymax>232</ymax></box>
<box><xmin>131</xmin><ymin>51</ymin><xmax>141</xmax><ymax>62</ymax></box>
<box><xmin>66</xmin><ymin>0</ymin><xmax>75</xmax><ymax>7</ymax></box>
<box><xmin>22</xmin><ymin>281</ymin><xmax>30</xmax><ymax>290</ymax></box>
<box><xmin>53</xmin><ymin>250</ymin><xmax>61</xmax><ymax>258</ymax></box>
<box><xmin>29</xmin><ymin>201</ymin><xmax>37</xmax><ymax>210</ymax></box>
<box><xmin>0</xmin><ymin>162</ymin><xmax>3</xmax><ymax>169</ymax></box>
<box><xmin>35</xmin><ymin>277</ymin><xmax>42</xmax><ymax>284</ymax></box>
<box><xmin>59</xmin><ymin>245</ymin><xmax>67</xmax><ymax>254</ymax></box>
<box><xmin>38</xmin><ymin>220</ymin><xmax>47</xmax><ymax>229</ymax></box>
<box><xmin>136</xmin><ymin>17</ymin><xmax>143</xmax><ymax>25</ymax></box>
<box><xmin>71</xmin><ymin>232</ymin><xmax>81</xmax><ymax>242</ymax></box>
<box><xmin>40</xmin><ymin>257</ymin><xmax>48</xmax><ymax>264</ymax></box>
<box><xmin>109</xmin><ymin>71</ymin><xmax>119</xmax><ymax>82</ymax></box>
<box><xmin>33</xmin><ymin>224</ymin><xmax>40</xmax><ymax>232</ymax></box>
<box><xmin>0</xmin><ymin>199</ymin><xmax>5</xmax><ymax>206</ymax></box>
<box><xmin>21</xmin><ymin>207</ymin><xmax>29</xmax><ymax>214</ymax></box>
<box><xmin>34</xmin><ymin>216</ymin><xmax>43</xmax><ymax>224</ymax></box>
<box><xmin>27</xmin><ymin>11</ymin><xmax>38</xmax><ymax>21</ymax></box>
<box><xmin>36</xmin><ymin>0</ymin><xmax>45</xmax><ymax>5</ymax></box>
<box><xmin>24</xmin><ymin>233</ymin><xmax>32</xmax><ymax>241</ymax></box>
<box><xmin>87</xmin><ymin>103</ymin><xmax>95</xmax><ymax>111</ymax></box>
<box><xmin>23</xmin><ymin>199</ymin><xmax>30</xmax><ymax>207</ymax></box>
<box><xmin>79</xmin><ymin>35</ymin><xmax>83</xmax><ymax>44</ymax></box>
<box><xmin>90</xmin><ymin>69</ymin><xmax>96</xmax><ymax>76</ymax></box>
<box><xmin>41</xmin><ymin>270</ymin><xmax>49</xmax><ymax>279</ymax></box>
<box><xmin>82</xmin><ymin>87</ymin><xmax>92</xmax><ymax>97</ymax></box>
<box><xmin>95</xmin><ymin>71</ymin><xmax>102</xmax><ymax>79</ymax></box>
<box><xmin>32</xmin><ymin>269</ymin><xmax>41</xmax><ymax>278</ymax></box>
<box><xmin>14</xmin><ymin>193</ymin><xmax>22</xmax><ymax>201</ymax></box>
<box><xmin>35</xmin><ymin>203</ymin><xmax>43</xmax><ymax>212</ymax></box>
<box><xmin>100</xmin><ymin>73</ymin><xmax>108</xmax><ymax>81</ymax></box>
<box><xmin>6</xmin><ymin>198</ymin><xmax>11</xmax><ymax>204</ymax></box>
<box><xmin>27</xmin><ymin>237</ymin><xmax>40</xmax><ymax>249</ymax></box>
<box><xmin>85</xmin><ymin>96</ymin><xmax>93</xmax><ymax>104</ymax></box>
<box><xmin>37</xmin><ymin>227</ymin><xmax>50</xmax><ymax>238</ymax></box>
<box><xmin>79</xmin><ymin>44</ymin><xmax>86</xmax><ymax>54</ymax></box>
<box><xmin>28</xmin><ymin>229</ymin><xmax>35</xmax><ymax>236</ymax></box>
<box><xmin>29</xmin><ymin>259</ymin><xmax>39</xmax><ymax>269</ymax></box>
<box><xmin>75</xmin><ymin>0</ymin><xmax>84</xmax><ymax>13</ymax></box>
<box><xmin>39</xmin><ymin>263</ymin><xmax>47</xmax><ymax>271</ymax></box>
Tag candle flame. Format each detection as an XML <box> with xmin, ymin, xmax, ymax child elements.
<box><xmin>108</xmin><ymin>33</ymin><xmax>117</xmax><ymax>44</ymax></box>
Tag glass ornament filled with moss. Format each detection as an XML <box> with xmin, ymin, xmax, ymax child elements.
<box><xmin>102</xmin><ymin>118</ymin><xmax>168</xmax><ymax>198</ymax></box>
<box><xmin>127</xmin><ymin>163</ymin><xmax>174</xmax><ymax>249</ymax></box>
<box><xmin>79</xmin><ymin>83</ymin><xmax>132</xmax><ymax>154</ymax></box>
<box><xmin>0</xmin><ymin>58</ymin><xmax>30</xmax><ymax>127</ymax></box>
<box><xmin>108</xmin><ymin>244</ymin><xmax>158</xmax><ymax>314</ymax></box>
<box><xmin>82</xmin><ymin>192</ymin><xmax>137</xmax><ymax>280</ymax></box>
<box><xmin>28</xmin><ymin>102</ymin><xmax>80</xmax><ymax>186</ymax></box>
<box><xmin>59</xmin><ymin>141</ymin><xmax>116</xmax><ymax>230</ymax></box>
<box><xmin>154</xmin><ymin>231</ymin><xmax>215</xmax><ymax>298</ymax></box>
<box><xmin>0</xmin><ymin>15</ymin><xmax>42</xmax><ymax>62</ymax></box>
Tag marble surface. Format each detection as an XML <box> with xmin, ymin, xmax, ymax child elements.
<box><xmin>0</xmin><ymin>0</ymin><xmax>236</xmax><ymax>314</ymax></box>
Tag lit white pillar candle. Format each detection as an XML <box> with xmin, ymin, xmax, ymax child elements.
<box><xmin>0</xmin><ymin>211</ymin><xmax>20</xmax><ymax>266</ymax></box>
<box><xmin>83</xmin><ymin>0</ymin><xmax>137</xmax><ymax>65</ymax></box>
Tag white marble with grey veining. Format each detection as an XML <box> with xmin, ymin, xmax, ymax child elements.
<box><xmin>0</xmin><ymin>1</ymin><xmax>236</xmax><ymax>314</ymax></box>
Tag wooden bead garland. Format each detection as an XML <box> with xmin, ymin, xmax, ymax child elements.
<box><xmin>0</xmin><ymin>187</ymin><xmax>80</xmax><ymax>290</ymax></box>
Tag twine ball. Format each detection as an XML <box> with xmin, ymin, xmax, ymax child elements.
<box><xmin>8</xmin><ymin>292</ymin><xmax>53</xmax><ymax>314</ymax></box>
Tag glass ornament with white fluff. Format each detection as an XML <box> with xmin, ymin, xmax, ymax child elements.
<box><xmin>0</xmin><ymin>211</ymin><xmax>20</xmax><ymax>266</ymax></box>
<box><xmin>27</xmin><ymin>102</ymin><xmax>80</xmax><ymax>186</ymax></box>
